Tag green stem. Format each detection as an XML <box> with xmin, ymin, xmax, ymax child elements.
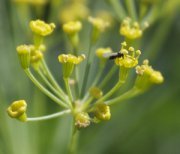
<box><xmin>105</xmin><ymin>87</ymin><xmax>142</xmax><ymax>105</ymax></box>
<box><xmin>37</xmin><ymin>69</ymin><xmax>70</xmax><ymax>105</ymax></box>
<box><xmin>125</xmin><ymin>0</ymin><xmax>137</xmax><ymax>20</ymax></box>
<box><xmin>41</xmin><ymin>59</ymin><xmax>66</xmax><ymax>96</ymax></box>
<box><xmin>108</xmin><ymin>0</ymin><xmax>127</xmax><ymax>21</ymax></box>
<box><xmin>24</xmin><ymin>69</ymin><xmax>68</xmax><ymax>108</ymax></box>
<box><xmin>27</xmin><ymin>109</ymin><xmax>71</xmax><ymax>122</ymax></box>
<box><xmin>99</xmin><ymin>66</ymin><xmax>117</xmax><ymax>88</ymax></box>
<box><xmin>95</xmin><ymin>80</ymin><xmax>125</xmax><ymax>104</ymax></box>
<box><xmin>64</xmin><ymin>78</ymin><xmax>74</xmax><ymax>104</ymax></box>
<box><xmin>69</xmin><ymin>119</ymin><xmax>79</xmax><ymax>154</ymax></box>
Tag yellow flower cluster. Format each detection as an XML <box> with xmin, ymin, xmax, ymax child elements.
<box><xmin>63</xmin><ymin>21</ymin><xmax>82</xmax><ymax>35</ymax></box>
<box><xmin>94</xmin><ymin>103</ymin><xmax>111</xmax><ymax>121</ymax></box>
<box><xmin>58</xmin><ymin>54</ymin><xmax>86</xmax><ymax>64</ymax></box>
<box><xmin>120</xmin><ymin>18</ymin><xmax>142</xmax><ymax>39</ymax></box>
<box><xmin>88</xmin><ymin>16</ymin><xmax>110</xmax><ymax>32</ymax></box>
<box><xmin>59</xmin><ymin>2</ymin><xmax>89</xmax><ymax>23</ymax></box>
<box><xmin>115</xmin><ymin>42</ymin><xmax>141</xmax><ymax>68</ymax></box>
<box><xmin>29</xmin><ymin>20</ymin><xmax>56</xmax><ymax>36</ymax></box>
<box><xmin>136</xmin><ymin>59</ymin><xmax>164</xmax><ymax>84</ymax></box>
<box><xmin>75</xmin><ymin>112</ymin><xmax>90</xmax><ymax>128</ymax></box>
<box><xmin>7</xmin><ymin>100</ymin><xmax>27</xmax><ymax>122</ymax></box>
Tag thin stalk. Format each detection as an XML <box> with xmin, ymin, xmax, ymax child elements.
<box><xmin>64</xmin><ymin>78</ymin><xmax>74</xmax><ymax>104</ymax></box>
<box><xmin>41</xmin><ymin>59</ymin><xmax>66</xmax><ymax>96</ymax></box>
<box><xmin>69</xmin><ymin>118</ymin><xmax>79</xmax><ymax>154</ymax></box>
<box><xmin>105</xmin><ymin>87</ymin><xmax>142</xmax><ymax>105</ymax></box>
<box><xmin>125</xmin><ymin>0</ymin><xmax>137</xmax><ymax>20</ymax></box>
<box><xmin>99</xmin><ymin>66</ymin><xmax>117</xmax><ymax>88</ymax></box>
<box><xmin>24</xmin><ymin>69</ymin><xmax>68</xmax><ymax>108</ymax></box>
<box><xmin>37</xmin><ymin>69</ymin><xmax>70</xmax><ymax>105</ymax></box>
<box><xmin>108</xmin><ymin>0</ymin><xmax>127</xmax><ymax>21</ymax></box>
<box><xmin>27</xmin><ymin>109</ymin><xmax>71</xmax><ymax>122</ymax></box>
<box><xmin>80</xmin><ymin>34</ymin><xmax>93</xmax><ymax>98</ymax></box>
<box><xmin>95</xmin><ymin>80</ymin><xmax>125</xmax><ymax>104</ymax></box>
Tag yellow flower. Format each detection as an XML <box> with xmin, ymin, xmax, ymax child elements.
<box><xmin>115</xmin><ymin>42</ymin><xmax>141</xmax><ymax>68</ymax></box>
<box><xmin>88</xmin><ymin>16</ymin><xmax>110</xmax><ymax>32</ymax></box>
<box><xmin>16</xmin><ymin>45</ymin><xmax>31</xmax><ymax>69</ymax></box>
<box><xmin>94</xmin><ymin>103</ymin><xmax>111</xmax><ymax>121</ymax></box>
<box><xmin>7</xmin><ymin>100</ymin><xmax>27</xmax><ymax>122</ymax></box>
<box><xmin>120</xmin><ymin>17</ymin><xmax>143</xmax><ymax>39</ymax></box>
<box><xmin>75</xmin><ymin>112</ymin><xmax>90</xmax><ymax>128</ymax></box>
<box><xmin>58</xmin><ymin>54</ymin><xmax>85</xmax><ymax>64</ymax></box>
<box><xmin>58</xmin><ymin>54</ymin><xmax>86</xmax><ymax>78</ymax></box>
<box><xmin>59</xmin><ymin>2</ymin><xmax>89</xmax><ymax>23</ymax></box>
<box><xmin>29</xmin><ymin>20</ymin><xmax>56</xmax><ymax>36</ymax></box>
<box><xmin>63</xmin><ymin>21</ymin><xmax>82</xmax><ymax>35</ymax></box>
<box><xmin>135</xmin><ymin>59</ymin><xmax>164</xmax><ymax>90</ymax></box>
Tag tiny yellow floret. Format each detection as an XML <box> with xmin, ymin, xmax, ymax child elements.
<box><xmin>29</xmin><ymin>20</ymin><xmax>56</xmax><ymax>36</ymax></box>
<box><xmin>63</xmin><ymin>21</ymin><xmax>82</xmax><ymax>35</ymax></box>
<box><xmin>7</xmin><ymin>100</ymin><xmax>27</xmax><ymax>122</ymax></box>
<box><xmin>120</xmin><ymin>17</ymin><xmax>143</xmax><ymax>39</ymax></box>
<box><xmin>89</xmin><ymin>87</ymin><xmax>103</xmax><ymax>99</ymax></box>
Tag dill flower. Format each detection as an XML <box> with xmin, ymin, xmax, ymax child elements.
<box><xmin>59</xmin><ymin>2</ymin><xmax>89</xmax><ymax>23</ymax></box>
<box><xmin>7</xmin><ymin>100</ymin><xmax>27</xmax><ymax>122</ymax></box>
<box><xmin>115</xmin><ymin>42</ymin><xmax>141</xmax><ymax>81</ymax></box>
<box><xmin>120</xmin><ymin>17</ymin><xmax>143</xmax><ymax>40</ymax></box>
<box><xmin>29</xmin><ymin>20</ymin><xmax>56</xmax><ymax>36</ymax></box>
<box><xmin>88</xmin><ymin>16</ymin><xmax>110</xmax><ymax>32</ymax></box>
<box><xmin>16</xmin><ymin>45</ymin><xmax>31</xmax><ymax>69</ymax></box>
<box><xmin>94</xmin><ymin>103</ymin><xmax>111</xmax><ymax>121</ymax></box>
<box><xmin>58</xmin><ymin>54</ymin><xmax>86</xmax><ymax>78</ymax></box>
<box><xmin>63</xmin><ymin>21</ymin><xmax>82</xmax><ymax>35</ymax></box>
<box><xmin>135</xmin><ymin>59</ymin><xmax>164</xmax><ymax>90</ymax></box>
<box><xmin>75</xmin><ymin>112</ymin><xmax>90</xmax><ymax>128</ymax></box>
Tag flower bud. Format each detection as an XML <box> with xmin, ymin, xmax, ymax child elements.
<box><xmin>16</xmin><ymin>45</ymin><xmax>31</xmax><ymax>69</ymax></box>
<box><xmin>7</xmin><ymin>100</ymin><xmax>27</xmax><ymax>122</ymax></box>
<box><xmin>89</xmin><ymin>87</ymin><xmax>103</xmax><ymax>99</ymax></box>
<box><xmin>94</xmin><ymin>103</ymin><xmax>111</xmax><ymax>121</ymax></box>
<box><xmin>75</xmin><ymin>112</ymin><xmax>90</xmax><ymax>128</ymax></box>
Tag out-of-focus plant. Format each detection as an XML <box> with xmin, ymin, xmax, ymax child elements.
<box><xmin>2</xmin><ymin>0</ymin><xmax>180</xmax><ymax>153</ymax></box>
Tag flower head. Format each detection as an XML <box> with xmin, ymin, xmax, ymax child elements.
<box><xmin>88</xmin><ymin>16</ymin><xmax>110</xmax><ymax>32</ymax></box>
<box><xmin>135</xmin><ymin>59</ymin><xmax>164</xmax><ymax>90</ymax></box>
<box><xmin>29</xmin><ymin>20</ymin><xmax>56</xmax><ymax>36</ymax></box>
<box><xmin>16</xmin><ymin>45</ymin><xmax>31</xmax><ymax>69</ymax></box>
<box><xmin>75</xmin><ymin>112</ymin><xmax>90</xmax><ymax>128</ymax></box>
<box><xmin>115</xmin><ymin>42</ymin><xmax>141</xmax><ymax>68</ymax></box>
<box><xmin>94</xmin><ymin>103</ymin><xmax>111</xmax><ymax>121</ymax></box>
<box><xmin>120</xmin><ymin>17</ymin><xmax>143</xmax><ymax>39</ymax></box>
<box><xmin>7</xmin><ymin>100</ymin><xmax>27</xmax><ymax>122</ymax></box>
<box><xmin>58</xmin><ymin>54</ymin><xmax>86</xmax><ymax>78</ymax></box>
<box><xmin>63</xmin><ymin>21</ymin><xmax>82</xmax><ymax>35</ymax></box>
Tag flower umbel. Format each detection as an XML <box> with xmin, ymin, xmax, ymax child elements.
<box><xmin>120</xmin><ymin>17</ymin><xmax>143</xmax><ymax>40</ymax></box>
<box><xmin>29</xmin><ymin>20</ymin><xmax>56</xmax><ymax>36</ymax></box>
<box><xmin>135</xmin><ymin>59</ymin><xmax>164</xmax><ymax>90</ymax></box>
<box><xmin>58</xmin><ymin>54</ymin><xmax>86</xmax><ymax>78</ymax></box>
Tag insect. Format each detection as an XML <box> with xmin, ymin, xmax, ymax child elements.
<box><xmin>103</xmin><ymin>51</ymin><xmax>124</xmax><ymax>60</ymax></box>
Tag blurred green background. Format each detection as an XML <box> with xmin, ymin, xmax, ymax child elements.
<box><xmin>0</xmin><ymin>0</ymin><xmax>180</xmax><ymax>154</ymax></box>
